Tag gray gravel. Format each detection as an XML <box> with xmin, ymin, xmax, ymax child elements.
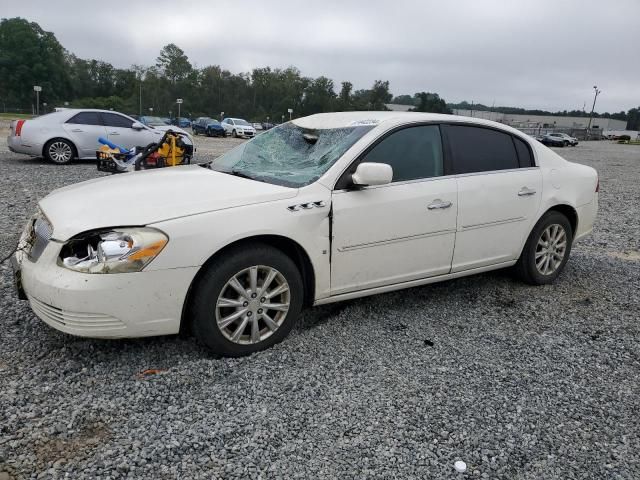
<box><xmin>1</xmin><ymin>138</ymin><xmax>639</xmax><ymax>479</ymax></box>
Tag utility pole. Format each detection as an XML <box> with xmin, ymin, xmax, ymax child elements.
<box><xmin>586</xmin><ymin>86</ymin><xmax>601</xmax><ymax>135</ymax></box>
<box><xmin>177</xmin><ymin>98</ymin><xmax>183</xmax><ymax>121</ymax></box>
<box><xmin>139</xmin><ymin>82</ymin><xmax>142</xmax><ymax>117</ymax></box>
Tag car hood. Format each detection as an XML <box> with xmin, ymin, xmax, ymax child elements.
<box><xmin>206</xmin><ymin>123</ymin><xmax>224</xmax><ymax>129</ymax></box>
<box><xmin>39</xmin><ymin>165</ymin><xmax>298</xmax><ymax>241</ymax></box>
<box><xmin>234</xmin><ymin>125</ymin><xmax>255</xmax><ymax>130</ymax></box>
<box><xmin>152</xmin><ymin>125</ymin><xmax>190</xmax><ymax>135</ymax></box>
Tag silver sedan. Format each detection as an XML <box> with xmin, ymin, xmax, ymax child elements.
<box><xmin>7</xmin><ymin>109</ymin><xmax>193</xmax><ymax>164</ymax></box>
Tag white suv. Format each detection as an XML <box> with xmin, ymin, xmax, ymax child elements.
<box><xmin>221</xmin><ymin>118</ymin><xmax>256</xmax><ymax>138</ymax></box>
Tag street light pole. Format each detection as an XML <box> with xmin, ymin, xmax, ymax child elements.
<box><xmin>586</xmin><ymin>85</ymin><xmax>601</xmax><ymax>135</ymax></box>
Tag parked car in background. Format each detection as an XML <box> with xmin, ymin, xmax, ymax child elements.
<box><xmin>139</xmin><ymin>116</ymin><xmax>170</xmax><ymax>127</ymax></box>
<box><xmin>12</xmin><ymin>112</ymin><xmax>598</xmax><ymax>357</ymax></box>
<box><xmin>252</xmin><ymin>122</ymin><xmax>264</xmax><ymax>131</ymax></box>
<box><xmin>547</xmin><ymin>132</ymin><xmax>578</xmax><ymax>146</ymax></box>
<box><xmin>539</xmin><ymin>133</ymin><xmax>577</xmax><ymax>147</ymax></box>
<box><xmin>221</xmin><ymin>118</ymin><xmax>256</xmax><ymax>138</ymax></box>
<box><xmin>171</xmin><ymin>117</ymin><xmax>192</xmax><ymax>128</ymax></box>
<box><xmin>261</xmin><ymin>122</ymin><xmax>275</xmax><ymax>130</ymax></box>
<box><xmin>192</xmin><ymin>117</ymin><xmax>225</xmax><ymax>137</ymax></box>
<box><xmin>7</xmin><ymin>109</ymin><xmax>192</xmax><ymax>164</ymax></box>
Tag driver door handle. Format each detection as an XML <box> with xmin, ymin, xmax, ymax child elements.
<box><xmin>428</xmin><ymin>199</ymin><xmax>453</xmax><ymax>210</ymax></box>
<box><xmin>518</xmin><ymin>187</ymin><xmax>536</xmax><ymax>196</ymax></box>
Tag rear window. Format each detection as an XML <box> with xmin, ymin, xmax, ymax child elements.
<box><xmin>447</xmin><ymin>125</ymin><xmax>520</xmax><ymax>174</ymax></box>
<box><xmin>66</xmin><ymin>112</ymin><xmax>102</xmax><ymax>126</ymax></box>
<box><xmin>513</xmin><ymin>137</ymin><xmax>535</xmax><ymax>167</ymax></box>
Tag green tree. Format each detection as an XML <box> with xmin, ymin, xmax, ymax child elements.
<box><xmin>391</xmin><ymin>94</ymin><xmax>415</xmax><ymax>106</ymax></box>
<box><xmin>156</xmin><ymin>43</ymin><xmax>192</xmax><ymax>84</ymax></box>
<box><xmin>0</xmin><ymin>17</ymin><xmax>71</xmax><ymax>109</ymax></box>
<box><xmin>627</xmin><ymin>107</ymin><xmax>640</xmax><ymax>130</ymax></box>
<box><xmin>302</xmin><ymin>76</ymin><xmax>336</xmax><ymax>115</ymax></box>
<box><xmin>338</xmin><ymin>81</ymin><xmax>353</xmax><ymax>111</ymax></box>
<box><xmin>369</xmin><ymin>80</ymin><xmax>392</xmax><ymax>110</ymax></box>
<box><xmin>412</xmin><ymin>92</ymin><xmax>452</xmax><ymax>114</ymax></box>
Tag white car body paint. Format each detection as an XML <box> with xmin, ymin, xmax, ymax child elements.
<box><xmin>15</xmin><ymin>112</ymin><xmax>598</xmax><ymax>338</ymax></box>
<box><xmin>221</xmin><ymin>117</ymin><xmax>256</xmax><ymax>137</ymax></box>
<box><xmin>7</xmin><ymin>108</ymin><xmax>192</xmax><ymax>160</ymax></box>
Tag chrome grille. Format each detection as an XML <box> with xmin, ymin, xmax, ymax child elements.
<box><xmin>29</xmin><ymin>216</ymin><xmax>53</xmax><ymax>261</ymax></box>
<box><xmin>29</xmin><ymin>296</ymin><xmax>126</xmax><ymax>330</ymax></box>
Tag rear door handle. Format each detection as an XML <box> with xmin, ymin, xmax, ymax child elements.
<box><xmin>518</xmin><ymin>187</ymin><xmax>536</xmax><ymax>196</ymax></box>
<box><xmin>428</xmin><ymin>199</ymin><xmax>453</xmax><ymax>210</ymax></box>
<box><xmin>71</xmin><ymin>129</ymin><xmax>83</xmax><ymax>133</ymax></box>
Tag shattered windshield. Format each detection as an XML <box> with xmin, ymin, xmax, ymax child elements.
<box><xmin>210</xmin><ymin>122</ymin><xmax>374</xmax><ymax>187</ymax></box>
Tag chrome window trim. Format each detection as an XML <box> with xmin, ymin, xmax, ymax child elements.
<box><xmin>332</xmin><ymin>166</ymin><xmax>541</xmax><ymax>194</ymax></box>
<box><xmin>329</xmin><ymin>120</ymin><xmax>540</xmax><ymax>191</ymax></box>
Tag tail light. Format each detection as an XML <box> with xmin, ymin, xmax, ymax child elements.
<box><xmin>15</xmin><ymin>120</ymin><xmax>25</xmax><ymax>136</ymax></box>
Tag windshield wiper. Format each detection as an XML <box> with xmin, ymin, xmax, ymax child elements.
<box><xmin>230</xmin><ymin>169</ymin><xmax>255</xmax><ymax>180</ymax></box>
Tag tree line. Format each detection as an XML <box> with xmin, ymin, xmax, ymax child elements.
<box><xmin>1</xmin><ymin>17</ymin><xmax>638</xmax><ymax>130</ymax></box>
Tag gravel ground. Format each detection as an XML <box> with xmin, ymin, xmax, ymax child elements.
<box><xmin>0</xmin><ymin>138</ymin><xmax>639</xmax><ymax>479</ymax></box>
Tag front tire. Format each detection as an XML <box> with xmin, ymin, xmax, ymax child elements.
<box><xmin>232</xmin><ymin>129</ymin><xmax>238</xmax><ymax>138</ymax></box>
<box><xmin>190</xmin><ymin>244</ymin><xmax>304</xmax><ymax>357</ymax></box>
<box><xmin>44</xmin><ymin>139</ymin><xmax>75</xmax><ymax>164</ymax></box>
<box><xmin>515</xmin><ymin>211</ymin><xmax>573</xmax><ymax>285</ymax></box>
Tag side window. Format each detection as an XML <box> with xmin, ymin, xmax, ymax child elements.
<box><xmin>101</xmin><ymin>113</ymin><xmax>134</xmax><ymax>129</ymax></box>
<box><xmin>447</xmin><ymin>125</ymin><xmax>519</xmax><ymax>174</ymax></box>
<box><xmin>362</xmin><ymin>125</ymin><xmax>444</xmax><ymax>182</ymax></box>
<box><xmin>66</xmin><ymin>112</ymin><xmax>102</xmax><ymax>126</ymax></box>
<box><xmin>513</xmin><ymin>137</ymin><xmax>534</xmax><ymax>167</ymax></box>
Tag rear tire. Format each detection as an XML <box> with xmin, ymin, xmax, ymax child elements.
<box><xmin>44</xmin><ymin>139</ymin><xmax>75</xmax><ymax>164</ymax></box>
<box><xmin>515</xmin><ymin>211</ymin><xmax>573</xmax><ymax>285</ymax></box>
<box><xmin>190</xmin><ymin>243</ymin><xmax>304</xmax><ymax>357</ymax></box>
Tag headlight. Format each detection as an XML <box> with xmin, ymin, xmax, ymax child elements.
<box><xmin>58</xmin><ymin>227</ymin><xmax>168</xmax><ymax>274</ymax></box>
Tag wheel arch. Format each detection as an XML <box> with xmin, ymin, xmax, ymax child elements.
<box><xmin>544</xmin><ymin>204</ymin><xmax>578</xmax><ymax>236</ymax></box>
<box><xmin>180</xmin><ymin>234</ymin><xmax>316</xmax><ymax>333</ymax></box>
<box><xmin>42</xmin><ymin>137</ymin><xmax>78</xmax><ymax>159</ymax></box>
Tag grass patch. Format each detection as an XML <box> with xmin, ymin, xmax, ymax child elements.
<box><xmin>0</xmin><ymin>112</ymin><xmax>33</xmax><ymax>120</ymax></box>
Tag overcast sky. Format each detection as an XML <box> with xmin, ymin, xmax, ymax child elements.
<box><xmin>4</xmin><ymin>0</ymin><xmax>639</xmax><ymax>112</ymax></box>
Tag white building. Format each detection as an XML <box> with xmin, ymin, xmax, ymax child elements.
<box><xmin>384</xmin><ymin>104</ymin><xmax>627</xmax><ymax>131</ymax></box>
<box><xmin>450</xmin><ymin>109</ymin><xmax>627</xmax><ymax>131</ymax></box>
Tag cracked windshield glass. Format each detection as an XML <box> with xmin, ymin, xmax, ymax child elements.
<box><xmin>211</xmin><ymin>123</ymin><xmax>374</xmax><ymax>187</ymax></box>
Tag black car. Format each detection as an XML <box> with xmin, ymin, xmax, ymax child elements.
<box><xmin>192</xmin><ymin>117</ymin><xmax>226</xmax><ymax>137</ymax></box>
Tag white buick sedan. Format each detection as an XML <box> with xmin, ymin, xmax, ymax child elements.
<box><xmin>12</xmin><ymin>112</ymin><xmax>598</xmax><ymax>357</ymax></box>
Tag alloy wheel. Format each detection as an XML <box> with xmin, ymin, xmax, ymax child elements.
<box><xmin>48</xmin><ymin>141</ymin><xmax>73</xmax><ymax>163</ymax></box>
<box><xmin>535</xmin><ymin>224</ymin><xmax>567</xmax><ymax>275</ymax></box>
<box><xmin>215</xmin><ymin>265</ymin><xmax>291</xmax><ymax>345</ymax></box>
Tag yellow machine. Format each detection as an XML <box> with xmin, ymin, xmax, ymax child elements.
<box><xmin>97</xmin><ymin>130</ymin><xmax>193</xmax><ymax>174</ymax></box>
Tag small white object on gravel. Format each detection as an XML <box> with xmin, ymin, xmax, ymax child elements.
<box><xmin>454</xmin><ymin>460</ymin><xmax>467</xmax><ymax>473</ymax></box>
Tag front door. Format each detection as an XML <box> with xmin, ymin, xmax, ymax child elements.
<box><xmin>101</xmin><ymin>112</ymin><xmax>153</xmax><ymax>150</ymax></box>
<box><xmin>331</xmin><ymin>125</ymin><xmax>457</xmax><ymax>295</ymax></box>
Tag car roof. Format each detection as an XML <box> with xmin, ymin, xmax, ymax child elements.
<box><xmin>292</xmin><ymin>111</ymin><xmax>531</xmax><ymax>138</ymax></box>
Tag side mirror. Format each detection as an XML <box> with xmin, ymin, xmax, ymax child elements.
<box><xmin>351</xmin><ymin>162</ymin><xmax>393</xmax><ymax>187</ymax></box>
<box><xmin>131</xmin><ymin>122</ymin><xmax>145</xmax><ymax>130</ymax></box>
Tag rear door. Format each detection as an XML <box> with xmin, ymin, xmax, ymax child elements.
<box><xmin>101</xmin><ymin>112</ymin><xmax>155</xmax><ymax>150</ymax></box>
<box><xmin>62</xmin><ymin>111</ymin><xmax>107</xmax><ymax>158</ymax></box>
<box><xmin>443</xmin><ymin>124</ymin><xmax>542</xmax><ymax>272</ymax></box>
